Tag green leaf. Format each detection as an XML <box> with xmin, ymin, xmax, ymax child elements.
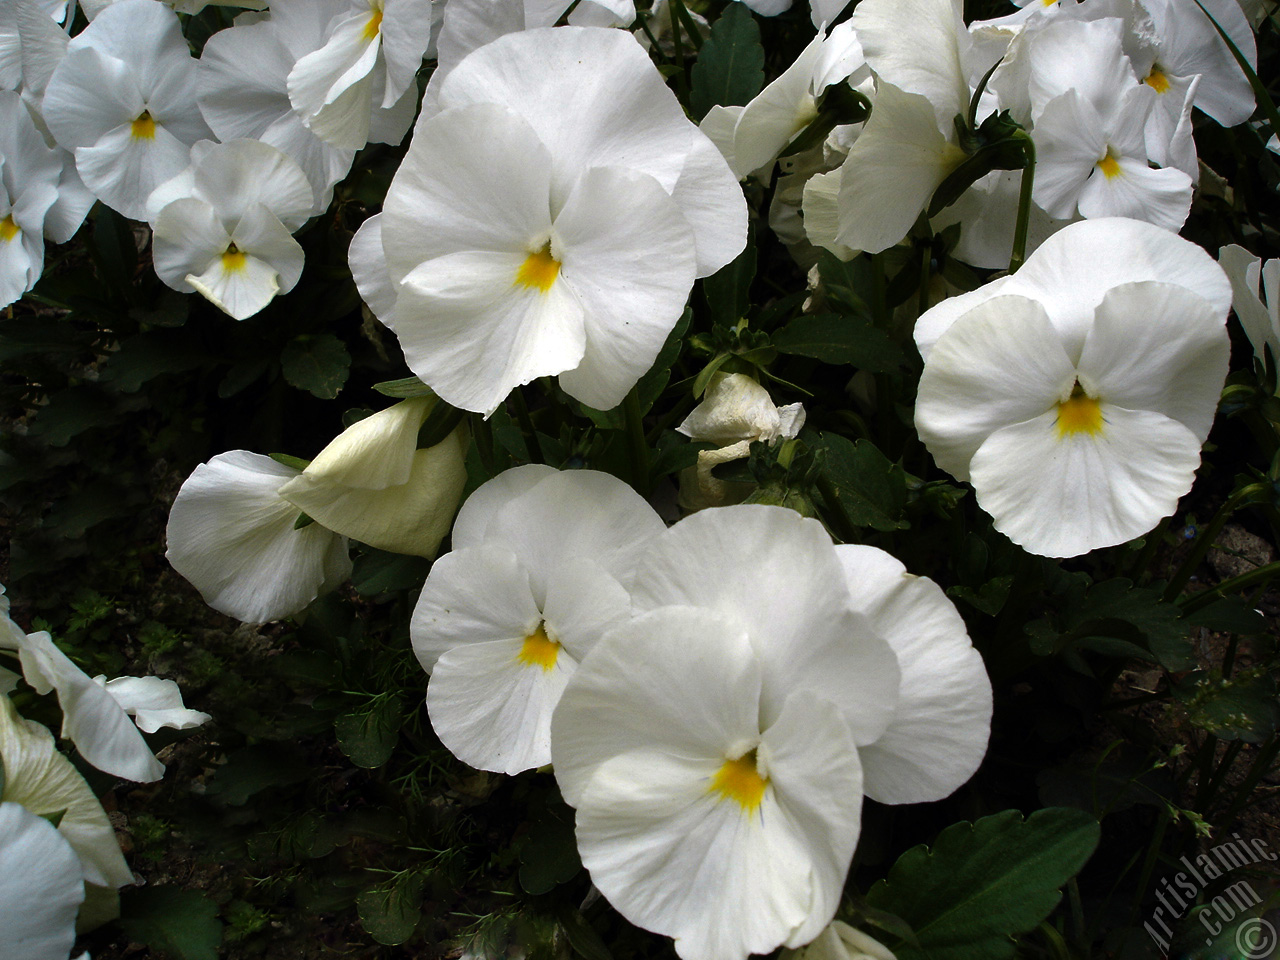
<box><xmin>205</xmin><ymin>744</ymin><xmax>310</xmax><ymax>805</ymax></box>
<box><xmin>27</xmin><ymin>387</ymin><xmax>120</xmax><ymax>447</ymax></box>
<box><xmin>119</xmin><ymin>887</ymin><xmax>224</xmax><ymax>960</ymax></box>
<box><xmin>813</xmin><ymin>433</ymin><xmax>908</xmax><ymax>532</ymax></box>
<box><xmin>281</xmin><ymin>333</ymin><xmax>351</xmax><ymax>399</ymax></box>
<box><xmin>98</xmin><ymin>331</ymin><xmax>206</xmax><ymax>392</ymax></box>
<box><xmin>866</xmin><ymin>808</ymin><xmax>1102</xmax><ymax>960</ymax></box>
<box><xmin>373</xmin><ymin>376</ymin><xmax>434</xmax><ymax>398</ymax></box>
<box><xmin>357</xmin><ymin>870</ymin><xmax>426</xmax><ymax>946</ymax></box>
<box><xmin>519</xmin><ymin>806</ymin><xmax>582</xmax><ymax>895</ymax></box>
<box><xmin>558</xmin><ymin>908</ymin><xmax>615</xmax><ymax>960</ymax></box>
<box><xmin>688</xmin><ymin>2</ymin><xmax>764</xmax><ymax>120</ymax></box>
<box><xmin>947</xmin><ymin>576</ymin><xmax>1014</xmax><ymax>617</ymax></box>
<box><xmin>1173</xmin><ymin>670</ymin><xmax>1280</xmax><ymax>743</ymax></box>
<box><xmin>773</xmin><ymin>313</ymin><xmax>903</xmax><ymax>372</ymax></box>
<box><xmin>335</xmin><ymin>695</ymin><xmax>403</xmax><ymax>769</ymax></box>
<box><xmin>1185</xmin><ymin>596</ymin><xmax>1269</xmax><ymax>636</ymax></box>
<box><xmin>268</xmin><ymin>452</ymin><xmax>311</xmax><ymax>472</ymax></box>
<box><xmin>350</xmin><ymin>548</ymin><xmax>431</xmax><ymax>596</ymax></box>
<box><xmin>703</xmin><ymin>238</ymin><xmax>756</xmax><ymax>327</ymax></box>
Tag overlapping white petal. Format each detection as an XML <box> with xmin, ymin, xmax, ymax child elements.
<box><xmin>1220</xmin><ymin>244</ymin><xmax>1280</xmax><ymax>364</ymax></box>
<box><xmin>166</xmin><ymin>450</ymin><xmax>353</xmax><ymax>623</ymax></box>
<box><xmin>551</xmin><ymin>606</ymin><xmax>864</xmax><ymax>960</ymax></box>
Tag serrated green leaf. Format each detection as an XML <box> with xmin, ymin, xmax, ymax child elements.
<box><xmin>335</xmin><ymin>695</ymin><xmax>403</xmax><ymax>769</ymax></box>
<box><xmin>689</xmin><ymin>2</ymin><xmax>764</xmax><ymax>120</ymax></box>
<box><xmin>119</xmin><ymin>887</ymin><xmax>224</xmax><ymax>960</ymax></box>
<box><xmin>814</xmin><ymin>433</ymin><xmax>908</xmax><ymax>531</ymax></box>
<box><xmin>357</xmin><ymin>871</ymin><xmax>425</xmax><ymax>945</ymax></box>
<box><xmin>774</xmin><ymin>313</ymin><xmax>904</xmax><ymax>372</ymax></box>
<box><xmin>946</xmin><ymin>576</ymin><xmax>1014</xmax><ymax>617</ymax></box>
<box><xmin>866</xmin><ymin>808</ymin><xmax>1101</xmax><ymax>960</ymax></box>
<box><xmin>281</xmin><ymin>333</ymin><xmax>351</xmax><ymax>399</ymax></box>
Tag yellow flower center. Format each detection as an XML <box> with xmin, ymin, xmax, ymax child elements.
<box><xmin>1056</xmin><ymin>383</ymin><xmax>1104</xmax><ymax>437</ymax></box>
<box><xmin>131</xmin><ymin>111</ymin><xmax>156</xmax><ymax>140</ymax></box>
<box><xmin>1145</xmin><ymin>69</ymin><xmax>1171</xmax><ymax>94</ymax></box>
<box><xmin>709</xmin><ymin>749</ymin><xmax>768</xmax><ymax>813</ymax></box>
<box><xmin>0</xmin><ymin>215</ymin><xmax>19</xmax><ymax>242</ymax></box>
<box><xmin>221</xmin><ymin>244</ymin><xmax>247</xmax><ymax>273</ymax></box>
<box><xmin>514</xmin><ymin>243</ymin><xmax>561</xmax><ymax>293</ymax></box>
<box><xmin>363</xmin><ymin>6</ymin><xmax>383</xmax><ymax>40</ymax></box>
<box><xmin>515</xmin><ymin>623</ymin><xmax>560</xmax><ymax>671</ymax></box>
<box><xmin>1096</xmin><ymin>149</ymin><xmax>1122</xmax><ymax>180</ymax></box>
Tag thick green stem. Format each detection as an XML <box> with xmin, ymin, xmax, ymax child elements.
<box><xmin>510</xmin><ymin>388</ymin><xmax>544</xmax><ymax>464</ymax></box>
<box><xmin>1008</xmin><ymin>133</ymin><xmax>1036</xmax><ymax>273</ymax></box>
<box><xmin>668</xmin><ymin>0</ymin><xmax>703</xmax><ymax>52</ymax></box>
<box><xmin>624</xmin><ymin>386</ymin><xmax>651</xmax><ymax>493</ymax></box>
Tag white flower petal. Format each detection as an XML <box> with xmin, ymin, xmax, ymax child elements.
<box><xmin>0</xmin><ymin>802</ymin><xmax>84</xmax><ymax>960</ymax></box>
<box><xmin>165</xmin><ymin>450</ymin><xmax>352</xmax><ymax>623</ymax></box>
<box><xmin>349</xmin><ymin>214</ymin><xmax>397</xmax><ymax>323</ymax></box>
<box><xmin>411</xmin><ymin>543</ymin><xmax>543</xmax><ymax>671</ymax></box>
<box><xmin>631</xmin><ymin>505</ymin><xmax>900</xmax><ymax>744</ymax></box>
<box><xmin>97</xmin><ymin>676</ymin><xmax>211</xmax><ymax>734</ymax></box>
<box><xmin>553</xmin><ymin>166</ymin><xmax>697</xmax><ymax>410</ymax></box>
<box><xmin>970</xmin><ymin>405</ymin><xmax>1204</xmax><ymax>557</ymax></box>
<box><xmin>427</xmin><ymin>636</ymin><xmax>576</xmax><ymax>774</ymax></box>
<box><xmin>914</xmin><ymin>295</ymin><xmax>1076</xmax><ymax>480</ymax></box>
<box><xmin>1078</xmin><ymin>281</ymin><xmax>1229</xmax><ymax>443</ymax></box>
<box><xmin>450</xmin><ymin>463</ymin><xmax>559</xmax><ymax>550</ymax></box>
<box><xmin>833</xmin><ymin>546</ymin><xmax>991</xmax><ymax>804</ymax></box>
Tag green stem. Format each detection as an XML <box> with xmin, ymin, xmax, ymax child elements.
<box><xmin>635</xmin><ymin>15</ymin><xmax>670</xmax><ymax>63</ymax></box>
<box><xmin>624</xmin><ymin>386</ymin><xmax>651</xmax><ymax>493</ymax></box>
<box><xmin>471</xmin><ymin>413</ymin><xmax>495</xmax><ymax>476</ymax></box>
<box><xmin>1178</xmin><ymin>558</ymin><xmax>1280</xmax><ymax>613</ymax></box>
<box><xmin>668</xmin><ymin>0</ymin><xmax>689</xmax><ymax>104</ymax></box>
<box><xmin>1163</xmin><ymin>483</ymin><xmax>1269</xmax><ymax>601</ymax></box>
<box><xmin>668</xmin><ymin>0</ymin><xmax>703</xmax><ymax>52</ymax></box>
<box><xmin>1125</xmin><ymin>516</ymin><xmax>1171</xmax><ymax>585</ymax></box>
<box><xmin>1128</xmin><ymin>810</ymin><xmax>1169</xmax><ymax>922</ymax></box>
<box><xmin>1197</xmin><ymin>739</ymin><xmax>1244</xmax><ymax>812</ymax></box>
<box><xmin>1008</xmin><ymin>132</ymin><xmax>1036</xmax><ymax>273</ymax></box>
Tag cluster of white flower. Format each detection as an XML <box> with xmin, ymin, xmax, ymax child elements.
<box><xmin>3</xmin><ymin>0</ymin><xmax>1263</xmax><ymax>954</ymax></box>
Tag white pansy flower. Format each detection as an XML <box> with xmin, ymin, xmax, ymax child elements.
<box><xmin>197</xmin><ymin>1</ymin><xmax>361</xmax><ymax>211</ymax></box>
<box><xmin>552</xmin><ymin>605</ymin><xmax>865</xmax><ymax>960</ymax></box>
<box><xmin>0</xmin><ymin>90</ymin><xmax>62</xmax><ymax>307</ymax></box>
<box><xmin>42</xmin><ymin>0</ymin><xmax>212</xmax><ymax>221</ymax></box>
<box><xmin>166</xmin><ymin>450</ymin><xmax>353</xmax><ymax>623</ymax></box>
<box><xmin>277</xmin><ymin>396</ymin><xmax>470</xmax><ymax>558</ymax></box>
<box><xmin>0</xmin><ymin>802</ymin><xmax>84</xmax><ymax>960</ymax></box>
<box><xmin>411</xmin><ymin>466</ymin><xmax>665</xmax><ymax>775</ymax></box>
<box><xmin>368</xmin><ymin>27</ymin><xmax>745</xmax><ymax>414</ymax></box>
<box><xmin>81</xmin><ymin>0</ymin><xmax>267</xmax><ymax>16</ymax></box>
<box><xmin>286</xmin><ymin>0</ymin><xmax>433</xmax><ymax>150</ymax></box>
<box><xmin>93</xmin><ymin>676</ymin><xmax>212</xmax><ymax>734</ymax></box>
<box><xmin>148</xmin><ymin>140</ymin><xmax>315</xmax><ymax>320</ymax></box>
<box><xmin>914</xmin><ymin>218</ymin><xmax>1231</xmax><ymax>557</ymax></box>
<box><xmin>1219</xmin><ymin>244</ymin><xmax>1280</xmax><ymax>366</ymax></box>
